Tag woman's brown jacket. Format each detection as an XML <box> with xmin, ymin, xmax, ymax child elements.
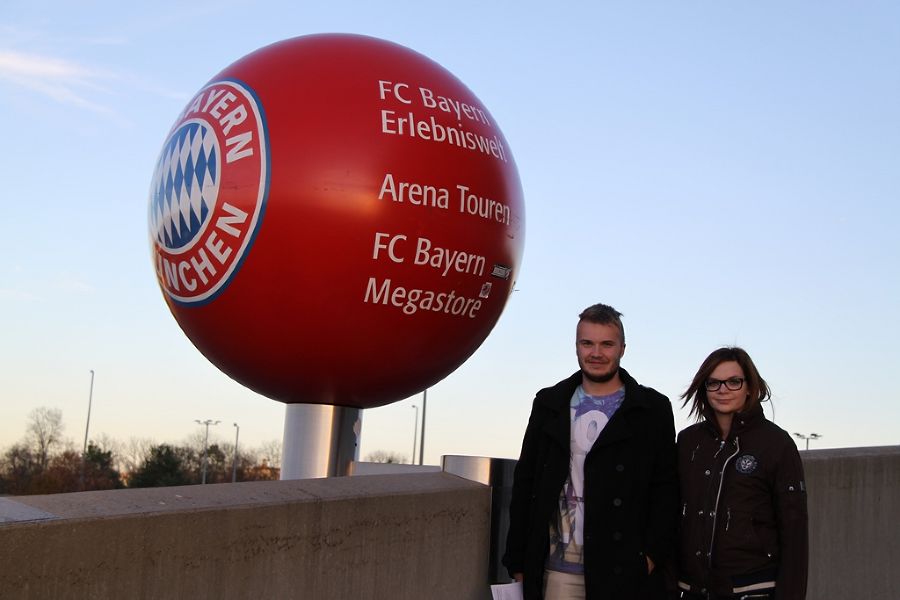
<box><xmin>676</xmin><ymin>404</ymin><xmax>808</xmax><ymax>599</ymax></box>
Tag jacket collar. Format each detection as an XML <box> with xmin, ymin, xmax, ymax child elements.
<box><xmin>537</xmin><ymin>367</ymin><xmax>648</xmax><ymax>409</ymax></box>
<box><xmin>701</xmin><ymin>402</ymin><xmax>766</xmax><ymax>439</ymax></box>
<box><xmin>730</xmin><ymin>402</ymin><xmax>766</xmax><ymax>435</ymax></box>
<box><xmin>540</xmin><ymin>367</ymin><xmax>649</xmax><ymax>450</ymax></box>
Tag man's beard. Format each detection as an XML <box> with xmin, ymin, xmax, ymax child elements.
<box><xmin>581</xmin><ymin>365</ymin><xmax>619</xmax><ymax>383</ymax></box>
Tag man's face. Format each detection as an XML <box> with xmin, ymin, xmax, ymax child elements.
<box><xmin>576</xmin><ymin>321</ymin><xmax>626</xmax><ymax>384</ymax></box>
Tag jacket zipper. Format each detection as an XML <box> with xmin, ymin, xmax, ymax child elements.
<box><xmin>713</xmin><ymin>439</ymin><xmax>725</xmax><ymax>458</ymax></box>
<box><xmin>690</xmin><ymin>442</ymin><xmax>701</xmax><ymax>463</ymax></box>
<box><xmin>708</xmin><ymin>436</ymin><xmax>740</xmax><ymax>568</ymax></box>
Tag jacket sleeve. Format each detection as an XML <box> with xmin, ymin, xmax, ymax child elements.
<box><xmin>502</xmin><ymin>395</ymin><xmax>544</xmax><ymax>577</ymax></box>
<box><xmin>773</xmin><ymin>438</ymin><xmax>809</xmax><ymax>599</ymax></box>
<box><xmin>644</xmin><ymin>397</ymin><xmax>680</xmax><ymax>568</ymax></box>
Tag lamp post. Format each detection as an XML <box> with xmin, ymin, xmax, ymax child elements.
<box><xmin>232</xmin><ymin>422</ymin><xmax>240</xmax><ymax>483</ymax></box>
<box><xmin>418</xmin><ymin>389</ymin><xmax>427</xmax><ymax>466</ymax></box>
<box><xmin>410</xmin><ymin>405</ymin><xmax>418</xmax><ymax>465</ymax></box>
<box><xmin>792</xmin><ymin>432</ymin><xmax>822</xmax><ymax>450</ymax></box>
<box><xmin>80</xmin><ymin>369</ymin><xmax>95</xmax><ymax>490</ymax></box>
<box><xmin>195</xmin><ymin>419</ymin><xmax>220</xmax><ymax>484</ymax></box>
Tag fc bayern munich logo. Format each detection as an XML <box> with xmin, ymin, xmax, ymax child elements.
<box><xmin>148</xmin><ymin>79</ymin><xmax>269</xmax><ymax>304</ymax></box>
<box><xmin>735</xmin><ymin>453</ymin><xmax>759</xmax><ymax>474</ymax></box>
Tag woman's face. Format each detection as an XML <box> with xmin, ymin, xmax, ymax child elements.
<box><xmin>706</xmin><ymin>360</ymin><xmax>748</xmax><ymax>417</ymax></box>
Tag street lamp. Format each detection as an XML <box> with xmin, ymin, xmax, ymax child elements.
<box><xmin>195</xmin><ymin>419</ymin><xmax>220</xmax><ymax>484</ymax></box>
<box><xmin>232</xmin><ymin>422</ymin><xmax>240</xmax><ymax>483</ymax></box>
<box><xmin>792</xmin><ymin>432</ymin><xmax>822</xmax><ymax>451</ymax></box>
<box><xmin>418</xmin><ymin>389</ymin><xmax>427</xmax><ymax>465</ymax></box>
<box><xmin>80</xmin><ymin>369</ymin><xmax>95</xmax><ymax>490</ymax></box>
<box><xmin>410</xmin><ymin>405</ymin><xmax>418</xmax><ymax>465</ymax></box>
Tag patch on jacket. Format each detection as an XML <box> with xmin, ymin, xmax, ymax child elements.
<box><xmin>735</xmin><ymin>454</ymin><xmax>758</xmax><ymax>474</ymax></box>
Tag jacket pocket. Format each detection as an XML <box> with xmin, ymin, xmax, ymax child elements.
<box><xmin>750</xmin><ymin>513</ymin><xmax>779</xmax><ymax>560</ymax></box>
<box><xmin>717</xmin><ymin>508</ymin><xmax>767</xmax><ymax>567</ymax></box>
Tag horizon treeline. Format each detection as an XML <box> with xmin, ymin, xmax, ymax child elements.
<box><xmin>0</xmin><ymin>407</ymin><xmax>282</xmax><ymax>495</ymax></box>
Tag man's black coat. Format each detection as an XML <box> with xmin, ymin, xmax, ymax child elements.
<box><xmin>502</xmin><ymin>368</ymin><xmax>679</xmax><ymax>600</ymax></box>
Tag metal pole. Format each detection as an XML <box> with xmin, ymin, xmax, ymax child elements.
<box><xmin>80</xmin><ymin>369</ymin><xmax>95</xmax><ymax>491</ymax></box>
<box><xmin>793</xmin><ymin>432</ymin><xmax>822</xmax><ymax>451</ymax></box>
<box><xmin>281</xmin><ymin>404</ymin><xmax>361</xmax><ymax>479</ymax></box>
<box><xmin>195</xmin><ymin>419</ymin><xmax>220</xmax><ymax>484</ymax></box>
<box><xmin>418</xmin><ymin>389</ymin><xmax>427</xmax><ymax>465</ymax></box>
<box><xmin>232</xmin><ymin>422</ymin><xmax>240</xmax><ymax>483</ymax></box>
<box><xmin>202</xmin><ymin>422</ymin><xmax>210</xmax><ymax>484</ymax></box>
<box><xmin>411</xmin><ymin>405</ymin><xmax>419</xmax><ymax>465</ymax></box>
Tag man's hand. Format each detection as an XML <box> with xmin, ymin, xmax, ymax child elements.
<box><xmin>646</xmin><ymin>556</ymin><xmax>655</xmax><ymax>574</ymax></box>
<box><xmin>513</xmin><ymin>572</ymin><xmax>524</xmax><ymax>583</ymax></box>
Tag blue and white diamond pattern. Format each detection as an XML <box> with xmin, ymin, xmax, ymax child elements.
<box><xmin>149</xmin><ymin>122</ymin><xmax>220</xmax><ymax>252</ymax></box>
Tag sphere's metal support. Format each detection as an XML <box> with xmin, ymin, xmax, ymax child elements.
<box><xmin>281</xmin><ymin>404</ymin><xmax>361</xmax><ymax>479</ymax></box>
<box><xmin>442</xmin><ymin>455</ymin><xmax>518</xmax><ymax>584</ymax></box>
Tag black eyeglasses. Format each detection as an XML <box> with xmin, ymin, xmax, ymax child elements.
<box><xmin>705</xmin><ymin>377</ymin><xmax>745</xmax><ymax>392</ymax></box>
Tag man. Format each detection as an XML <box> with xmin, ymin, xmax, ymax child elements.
<box><xmin>503</xmin><ymin>303</ymin><xmax>678</xmax><ymax>600</ymax></box>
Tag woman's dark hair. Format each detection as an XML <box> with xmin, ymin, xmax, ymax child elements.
<box><xmin>680</xmin><ymin>347</ymin><xmax>771</xmax><ymax>421</ymax></box>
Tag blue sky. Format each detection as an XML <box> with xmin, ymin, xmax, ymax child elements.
<box><xmin>1</xmin><ymin>1</ymin><xmax>898</xmax><ymax>465</ymax></box>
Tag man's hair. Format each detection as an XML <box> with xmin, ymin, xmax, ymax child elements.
<box><xmin>578</xmin><ymin>303</ymin><xmax>625</xmax><ymax>344</ymax></box>
<box><xmin>680</xmin><ymin>346</ymin><xmax>771</xmax><ymax>421</ymax></box>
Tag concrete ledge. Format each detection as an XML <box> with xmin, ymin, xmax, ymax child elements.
<box><xmin>802</xmin><ymin>446</ymin><xmax>900</xmax><ymax>600</ymax></box>
<box><xmin>0</xmin><ymin>473</ymin><xmax>491</xmax><ymax>600</ymax></box>
<box><xmin>5</xmin><ymin>447</ymin><xmax>897</xmax><ymax>599</ymax></box>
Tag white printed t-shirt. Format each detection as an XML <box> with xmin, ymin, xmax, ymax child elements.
<box><xmin>545</xmin><ymin>385</ymin><xmax>625</xmax><ymax>574</ymax></box>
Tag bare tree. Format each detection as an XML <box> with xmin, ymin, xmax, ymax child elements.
<box><xmin>92</xmin><ymin>433</ymin><xmax>121</xmax><ymax>456</ymax></box>
<box><xmin>117</xmin><ymin>437</ymin><xmax>156</xmax><ymax>480</ymax></box>
<box><xmin>365</xmin><ymin>450</ymin><xmax>408</xmax><ymax>464</ymax></box>
<box><xmin>93</xmin><ymin>433</ymin><xmax>131</xmax><ymax>476</ymax></box>
<box><xmin>184</xmin><ymin>430</ymin><xmax>209</xmax><ymax>452</ymax></box>
<box><xmin>258</xmin><ymin>439</ymin><xmax>283</xmax><ymax>469</ymax></box>
<box><xmin>0</xmin><ymin>444</ymin><xmax>38</xmax><ymax>494</ymax></box>
<box><xmin>26</xmin><ymin>407</ymin><xmax>64</xmax><ymax>470</ymax></box>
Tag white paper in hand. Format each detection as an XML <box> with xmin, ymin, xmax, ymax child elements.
<box><xmin>490</xmin><ymin>581</ymin><xmax>523</xmax><ymax>600</ymax></box>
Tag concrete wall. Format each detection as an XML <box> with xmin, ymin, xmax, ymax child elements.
<box><xmin>1</xmin><ymin>447</ymin><xmax>897</xmax><ymax>599</ymax></box>
<box><xmin>0</xmin><ymin>473</ymin><xmax>490</xmax><ymax>600</ymax></box>
<box><xmin>349</xmin><ymin>461</ymin><xmax>442</xmax><ymax>476</ymax></box>
<box><xmin>803</xmin><ymin>445</ymin><xmax>900</xmax><ymax>600</ymax></box>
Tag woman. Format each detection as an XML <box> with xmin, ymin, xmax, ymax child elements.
<box><xmin>675</xmin><ymin>347</ymin><xmax>807</xmax><ymax>599</ymax></box>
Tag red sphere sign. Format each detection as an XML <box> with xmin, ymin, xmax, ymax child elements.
<box><xmin>148</xmin><ymin>34</ymin><xmax>525</xmax><ymax>408</ymax></box>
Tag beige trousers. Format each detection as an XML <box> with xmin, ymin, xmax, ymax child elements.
<box><xmin>543</xmin><ymin>569</ymin><xmax>586</xmax><ymax>600</ymax></box>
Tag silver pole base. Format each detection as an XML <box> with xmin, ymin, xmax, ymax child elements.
<box><xmin>281</xmin><ymin>404</ymin><xmax>362</xmax><ymax>479</ymax></box>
